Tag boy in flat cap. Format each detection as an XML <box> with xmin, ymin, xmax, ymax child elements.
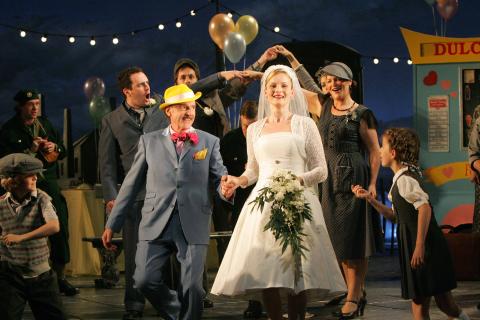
<box><xmin>0</xmin><ymin>153</ymin><xmax>66</xmax><ymax>320</ymax></box>
<box><xmin>0</xmin><ymin>89</ymin><xmax>78</xmax><ymax>296</ymax></box>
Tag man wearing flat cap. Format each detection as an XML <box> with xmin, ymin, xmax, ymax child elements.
<box><xmin>102</xmin><ymin>83</ymin><xmax>232</xmax><ymax>320</ymax></box>
<box><xmin>0</xmin><ymin>89</ymin><xmax>79</xmax><ymax>296</ymax></box>
<box><xmin>0</xmin><ymin>153</ymin><xmax>66</xmax><ymax>319</ymax></box>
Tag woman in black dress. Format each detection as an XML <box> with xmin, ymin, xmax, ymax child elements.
<box><xmin>275</xmin><ymin>46</ymin><xmax>381</xmax><ymax>319</ymax></box>
<box><xmin>352</xmin><ymin>128</ymin><xmax>469</xmax><ymax>320</ymax></box>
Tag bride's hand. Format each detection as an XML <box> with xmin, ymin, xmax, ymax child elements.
<box><xmin>221</xmin><ymin>175</ymin><xmax>240</xmax><ymax>198</ymax></box>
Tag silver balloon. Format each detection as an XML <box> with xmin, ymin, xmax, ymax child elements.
<box><xmin>84</xmin><ymin>76</ymin><xmax>106</xmax><ymax>100</ymax></box>
<box><xmin>223</xmin><ymin>32</ymin><xmax>246</xmax><ymax>64</ymax></box>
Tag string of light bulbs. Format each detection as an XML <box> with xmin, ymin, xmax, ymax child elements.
<box><xmin>362</xmin><ymin>56</ymin><xmax>413</xmax><ymax>65</ymax></box>
<box><xmin>1</xmin><ymin>2</ymin><xmax>414</xmax><ymax>65</ymax></box>
<box><xmin>0</xmin><ymin>2</ymin><xmax>211</xmax><ymax>46</ymax></box>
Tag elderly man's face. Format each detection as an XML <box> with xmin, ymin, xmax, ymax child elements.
<box><xmin>176</xmin><ymin>67</ymin><xmax>198</xmax><ymax>86</ymax></box>
<box><xmin>165</xmin><ymin>101</ymin><xmax>196</xmax><ymax>132</ymax></box>
<box><xmin>19</xmin><ymin>99</ymin><xmax>40</xmax><ymax>122</ymax></box>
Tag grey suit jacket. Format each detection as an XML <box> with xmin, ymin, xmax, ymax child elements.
<box><xmin>105</xmin><ymin>127</ymin><xmax>228</xmax><ymax>245</ymax></box>
<box><xmin>99</xmin><ymin>76</ymin><xmax>226</xmax><ymax>203</ymax></box>
<box><xmin>99</xmin><ymin>103</ymin><xmax>169</xmax><ymax>202</ymax></box>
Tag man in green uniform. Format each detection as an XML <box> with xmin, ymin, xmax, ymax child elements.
<box><xmin>0</xmin><ymin>89</ymin><xmax>79</xmax><ymax>296</ymax></box>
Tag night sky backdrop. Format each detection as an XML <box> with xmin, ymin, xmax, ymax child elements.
<box><xmin>1</xmin><ymin>0</ymin><xmax>479</xmax><ymax>139</ymax></box>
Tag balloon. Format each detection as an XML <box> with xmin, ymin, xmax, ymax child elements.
<box><xmin>436</xmin><ymin>0</ymin><xmax>458</xmax><ymax>20</ymax></box>
<box><xmin>424</xmin><ymin>0</ymin><xmax>436</xmax><ymax>5</ymax></box>
<box><xmin>208</xmin><ymin>13</ymin><xmax>235</xmax><ymax>49</ymax></box>
<box><xmin>88</xmin><ymin>96</ymin><xmax>111</xmax><ymax>123</ymax></box>
<box><xmin>83</xmin><ymin>77</ymin><xmax>105</xmax><ymax>100</ymax></box>
<box><xmin>223</xmin><ymin>32</ymin><xmax>246</xmax><ymax>64</ymax></box>
<box><xmin>235</xmin><ymin>15</ymin><xmax>259</xmax><ymax>45</ymax></box>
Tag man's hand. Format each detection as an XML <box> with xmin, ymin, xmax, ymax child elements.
<box><xmin>1</xmin><ymin>233</ymin><xmax>25</xmax><ymax>245</ymax></box>
<box><xmin>221</xmin><ymin>175</ymin><xmax>235</xmax><ymax>199</ymax></box>
<box><xmin>31</xmin><ymin>137</ymin><xmax>45</xmax><ymax>153</ymax></box>
<box><xmin>220</xmin><ymin>70</ymin><xmax>244</xmax><ymax>82</ymax></box>
<box><xmin>106</xmin><ymin>200</ymin><xmax>115</xmax><ymax>214</ymax></box>
<box><xmin>101</xmin><ymin>228</ymin><xmax>117</xmax><ymax>251</ymax></box>
<box><xmin>239</xmin><ymin>70</ymin><xmax>263</xmax><ymax>85</ymax></box>
<box><xmin>42</xmin><ymin>141</ymin><xmax>56</xmax><ymax>154</ymax></box>
<box><xmin>411</xmin><ymin>244</ymin><xmax>425</xmax><ymax>269</ymax></box>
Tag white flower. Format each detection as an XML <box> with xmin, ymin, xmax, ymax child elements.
<box><xmin>203</xmin><ymin>107</ymin><xmax>214</xmax><ymax>116</ymax></box>
<box><xmin>274</xmin><ymin>191</ymin><xmax>285</xmax><ymax>201</ymax></box>
<box><xmin>148</xmin><ymin>98</ymin><xmax>156</xmax><ymax>106</ymax></box>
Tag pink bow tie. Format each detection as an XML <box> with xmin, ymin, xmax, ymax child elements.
<box><xmin>171</xmin><ymin>132</ymin><xmax>199</xmax><ymax>145</ymax></box>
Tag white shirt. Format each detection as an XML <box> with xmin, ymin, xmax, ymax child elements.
<box><xmin>387</xmin><ymin>167</ymin><xmax>429</xmax><ymax>212</ymax></box>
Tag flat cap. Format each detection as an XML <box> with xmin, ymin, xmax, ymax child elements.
<box><xmin>320</xmin><ymin>62</ymin><xmax>353</xmax><ymax>81</ymax></box>
<box><xmin>14</xmin><ymin>89</ymin><xmax>41</xmax><ymax>105</ymax></box>
<box><xmin>0</xmin><ymin>153</ymin><xmax>44</xmax><ymax>177</ymax></box>
<box><xmin>173</xmin><ymin>58</ymin><xmax>200</xmax><ymax>82</ymax></box>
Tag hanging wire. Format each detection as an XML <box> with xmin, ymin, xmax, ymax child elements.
<box><xmin>431</xmin><ymin>5</ymin><xmax>438</xmax><ymax>36</ymax></box>
<box><xmin>0</xmin><ymin>2</ymin><xmax>211</xmax><ymax>40</ymax></box>
<box><xmin>218</xmin><ymin>3</ymin><xmax>299</xmax><ymax>41</ymax></box>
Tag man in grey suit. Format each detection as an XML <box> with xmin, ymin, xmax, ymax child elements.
<box><xmin>98</xmin><ymin>66</ymin><xmax>242</xmax><ymax>319</ymax></box>
<box><xmin>102</xmin><ymin>83</ymin><xmax>231</xmax><ymax>320</ymax></box>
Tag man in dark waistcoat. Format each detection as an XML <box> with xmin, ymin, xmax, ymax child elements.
<box><xmin>0</xmin><ymin>89</ymin><xmax>79</xmax><ymax>296</ymax></box>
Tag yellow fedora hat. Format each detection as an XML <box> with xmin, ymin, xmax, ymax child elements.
<box><xmin>160</xmin><ymin>84</ymin><xmax>202</xmax><ymax>109</ymax></box>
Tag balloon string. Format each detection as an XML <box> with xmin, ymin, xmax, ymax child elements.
<box><xmin>243</xmin><ymin>50</ymin><xmax>247</xmax><ymax>71</ymax></box>
<box><xmin>431</xmin><ymin>5</ymin><xmax>438</xmax><ymax>36</ymax></box>
<box><xmin>222</xmin><ymin>52</ymin><xmax>226</xmax><ymax>72</ymax></box>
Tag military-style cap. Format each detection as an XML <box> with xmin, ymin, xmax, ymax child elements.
<box><xmin>173</xmin><ymin>58</ymin><xmax>200</xmax><ymax>82</ymax></box>
<box><xmin>320</xmin><ymin>62</ymin><xmax>353</xmax><ymax>81</ymax></box>
<box><xmin>0</xmin><ymin>153</ymin><xmax>45</xmax><ymax>177</ymax></box>
<box><xmin>14</xmin><ymin>89</ymin><xmax>41</xmax><ymax>105</ymax></box>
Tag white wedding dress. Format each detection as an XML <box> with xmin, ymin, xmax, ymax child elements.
<box><xmin>211</xmin><ymin>115</ymin><xmax>346</xmax><ymax>297</ymax></box>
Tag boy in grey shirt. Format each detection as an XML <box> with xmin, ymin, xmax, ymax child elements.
<box><xmin>0</xmin><ymin>153</ymin><xmax>65</xmax><ymax>320</ymax></box>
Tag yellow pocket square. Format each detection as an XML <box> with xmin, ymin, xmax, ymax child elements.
<box><xmin>193</xmin><ymin>148</ymin><xmax>208</xmax><ymax>160</ymax></box>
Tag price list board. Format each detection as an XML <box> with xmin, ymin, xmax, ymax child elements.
<box><xmin>428</xmin><ymin>95</ymin><xmax>449</xmax><ymax>152</ymax></box>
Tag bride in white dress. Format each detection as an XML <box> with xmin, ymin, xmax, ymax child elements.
<box><xmin>211</xmin><ymin>65</ymin><xmax>345</xmax><ymax>319</ymax></box>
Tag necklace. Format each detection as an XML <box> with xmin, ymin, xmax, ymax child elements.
<box><xmin>332</xmin><ymin>101</ymin><xmax>356</xmax><ymax>112</ymax></box>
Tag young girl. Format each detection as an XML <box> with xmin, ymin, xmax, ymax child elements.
<box><xmin>352</xmin><ymin>128</ymin><xmax>469</xmax><ymax>320</ymax></box>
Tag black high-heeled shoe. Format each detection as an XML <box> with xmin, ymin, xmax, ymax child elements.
<box><xmin>358</xmin><ymin>296</ymin><xmax>367</xmax><ymax>316</ymax></box>
<box><xmin>337</xmin><ymin>300</ymin><xmax>360</xmax><ymax>319</ymax></box>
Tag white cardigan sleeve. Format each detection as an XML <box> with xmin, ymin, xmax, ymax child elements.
<box><xmin>240</xmin><ymin>120</ymin><xmax>260</xmax><ymax>187</ymax></box>
<box><xmin>298</xmin><ymin>117</ymin><xmax>328</xmax><ymax>187</ymax></box>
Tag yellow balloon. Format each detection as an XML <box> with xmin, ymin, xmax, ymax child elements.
<box><xmin>208</xmin><ymin>13</ymin><xmax>235</xmax><ymax>49</ymax></box>
<box><xmin>235</xmin><ymin>15</ymin><xmax>259</xmax><ymax>45</ymax></box>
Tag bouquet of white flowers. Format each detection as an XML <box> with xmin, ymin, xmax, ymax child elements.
<box><xmin>250</xmin><ymin>169</ymin><xmax>312</xmax><ymax>281</ymax></box>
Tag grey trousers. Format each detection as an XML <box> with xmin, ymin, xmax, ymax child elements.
<box><xmin>123</xmin><ymin>201</ymin><xmax>145</xmax><ymax>312</ymax></box>
<box><xmin>134</xmin><ymin>211</ymin><xmax>208</xmax><ymax>320</ymax></box>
